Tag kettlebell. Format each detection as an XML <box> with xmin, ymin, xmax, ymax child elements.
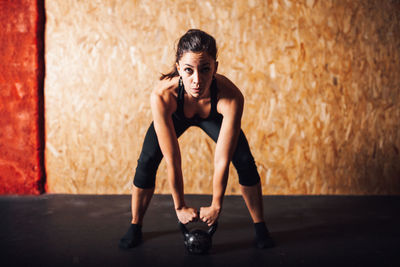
<box><xmin>178</xmin><ymin>221</ymin><xmax>218</xmax><ymax>255</ymax></box>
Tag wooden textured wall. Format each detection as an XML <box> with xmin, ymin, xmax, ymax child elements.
<box><xmin>45</xmin><ymin>0</ymin><xmax>400</xmax><ymax>195</ymax></box>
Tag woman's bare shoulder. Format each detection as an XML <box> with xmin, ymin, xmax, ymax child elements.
<box><xmin>215</xmin><ymin>74</ymin><xmax>244</xmax><ymax>102</ymax></box>
<box><xmin>151</xmin><ymin>76</ymin><xmax>180</xmax><ymax>113</ymax></box>
<box><xmin>153</xmin><ymin>76</ymin><xmax>180</xmax><ymax>96</ymax></box>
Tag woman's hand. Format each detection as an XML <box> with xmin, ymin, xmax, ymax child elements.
<box><xmin>176</xmin><ymin>206</ymin><xmax>198</xmax><ymax>224</ymax></box>
<box><xmin>199</xmin><ymin>206</ymin><xmax>221</xmax><ymax>226</ymax></box>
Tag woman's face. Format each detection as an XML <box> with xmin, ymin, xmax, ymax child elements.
<box><xmin>176</xmin><ymin>51</ymin><xmax>218</xmax><ymax>99</ymax></box>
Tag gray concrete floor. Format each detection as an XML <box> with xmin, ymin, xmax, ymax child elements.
<box><xmin>0</xmin><ymin>194</ymin><xmax>399</xmax><ymax>267</ymax></box>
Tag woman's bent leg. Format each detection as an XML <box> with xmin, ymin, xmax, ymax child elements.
<box><xmin>120</xmin><ymin>122</ymin><xmax>162</xmax><ymax>249</ymax></box>
<box><xmin>133</xmin><ymin>122</ymin><xmax>163</xmax><ymax>189</ymax></box>
<box><xmin>198</xmin><ymin>120</ymin><xmax>274</xmax><ymax>248</ymax></box>
<box><xmin>131</xmin><ymin>186</ymin><xmax>155</xmax><ymax>224</ymax></box>
<box><xmin>119</xmin><ymin>186</ymin><xmax>155</xmax><ymax>249</ymax></box>
<box><xmin>230</xmin><ymin>132</ymin><xmax>274</xmax><ymax>248</ymax></box>
<box><xmin>130</xmin><ymin>122</ymin><xmax>163</xmax><ymax>226</ymax></box>
<box><xmin>240</xmin><ymin>182</ymin><xmax>264</xmax><ymax>223</ymax></box>
<box><xmin>120</xmin><ymin>119</ymin><xmax>190</xmax><ymax>249</ymax></box>
<box><xmin>199</xmin><ymin>120</ymin><xmax>264</xmax><ymax>219</ymax></box>
<box><xmin>131</xmin><ymin>119</ymin><xmax>190</xmax><ymax>220</ymax></box>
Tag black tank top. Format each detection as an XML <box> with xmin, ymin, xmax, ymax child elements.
<box><xmin>173</xmin><ymin>78</ymin><xmax>221</xmax><ymax>124</ymax></box>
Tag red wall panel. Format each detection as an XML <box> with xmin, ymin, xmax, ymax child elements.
<box><xmin>0</xmin><ymin>0</ymin><xmax>45</xmax><ymax>194</ymax></box>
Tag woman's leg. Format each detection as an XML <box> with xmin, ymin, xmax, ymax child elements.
<box><xmin>120</xmin><ymin>122</ymin><xmax>161</xmax><ymax>249</ymax></box>
<box><xmin>198</xmin><ymin>120</ymin><xmax>274</xmax><ymax>248</ymax></box>
<box><xmin>240</xmin><ymin>182</ymin><xmax>264</xmax><ymax>223</ymax></box>
<box><xmin>120</xmin><ymin>119</ymin><xmax>190</xmax><ymax>249</ymax></box>
<box><xmin>198</xmin><ymin>120</ymin><xmax>264</xmax><ymax>219</ymax></box>
<box><xmin>227</xmin><ymin>132</ymin><xmax>275</xmax><ymax>248</ymax></box>
<box><xmin>230</xmin><ymin>130</ymin><xmax>265</xmax><ymax>223</ymax></box>
<box><xmin>129</xmin><ymin>122</ymin><xmax>163</xmax><ymax>228</ymax></box>
<box><xmin>119</xmin><ymin>186</ymin><xmax>155</xmax><ymax>249</ymax></box>
<box><xmin>131</xmin><ymin>186</ymin><xmax>155</xmax><ymax>224</ymax></box>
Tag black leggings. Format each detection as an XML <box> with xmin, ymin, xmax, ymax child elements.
<box><xmin>133</xmin><ymin>115</ymin><xmax>260</xmax><ymax>188</ymax></box>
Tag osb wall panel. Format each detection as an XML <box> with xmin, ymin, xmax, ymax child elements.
<box><xmin>45</xmin><ymin>0</ymin><xmax>400</xmax><ymax>195</ymax></box>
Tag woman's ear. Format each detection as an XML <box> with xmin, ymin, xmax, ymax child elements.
<box><xmin>176</xmin><ymin>62</ymin><xmax>181</xmax><ymax>75</ymax></box>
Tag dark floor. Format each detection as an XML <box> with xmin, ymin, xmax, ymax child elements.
<box><xmin>0</xmin><ymin>194</ymin><xmax>399</xmax><ymax>267</ymax></box>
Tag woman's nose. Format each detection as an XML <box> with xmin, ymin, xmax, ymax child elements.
<box><xmin>192</xmin><ymin>71</ymin><xmax>199</xmax><ymax>85</ymax></box>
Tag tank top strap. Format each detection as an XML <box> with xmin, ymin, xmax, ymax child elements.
<box><xmin>176</xmin><ymin>78</ymin><xmax>185</xmax><ymax>117</ymax></box>
<box><xmin>209</xmin><ymin>78</ymin><xmax>218</xmax><ymax>117</ymax></box>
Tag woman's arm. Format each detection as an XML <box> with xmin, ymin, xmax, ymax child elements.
<box><xmin>200</xmin><ymin>75</ymin><xmax>244</xmax><ymax>226</ymax></box>
<box><xmin>150</xmin><ymin>82</ymin><xmax>198</xmax><ymax>224</ymax></box>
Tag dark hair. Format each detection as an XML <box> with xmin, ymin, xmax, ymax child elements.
<box><xmin>160</xmin><ymin>29</ymin><xmax>218</xmax><ymax>80</ymax></box>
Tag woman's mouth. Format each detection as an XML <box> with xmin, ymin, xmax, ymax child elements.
<box><xmin>191</xmin><ymin>87</ymin><xmax>201</xmax><ymax>93</ymax></box>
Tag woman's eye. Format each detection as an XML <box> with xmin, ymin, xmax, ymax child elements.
<box><xmin>184</xmin><ymin>68</ymin><xmax>193</xmax><ymax>74</ymax></box>
<box><xmin>201</xmin><ymin>67</ymin><xmax>210</xmax><ymax>73</ymax></box>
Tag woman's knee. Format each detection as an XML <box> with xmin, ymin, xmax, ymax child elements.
<box><xmin>133</xmin><ymin>148</ymin><xmax>163</xmax><ymax>189</ymax></box>
<box><xmin>232</xmin><ymin>150</ymin><xmax>260</xmax><ymax>186</ymax></box>
<box><xmin>133</xmin><ymin>172</ymin><xmax>156</xmax><ymax>188</ymax></box>
<box><xmin>133</xmin><ymin>156</ymin><xmax>160</xmax><ymax>189</ymax></box>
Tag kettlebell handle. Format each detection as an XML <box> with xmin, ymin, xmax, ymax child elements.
<box><xmin>196</xmin><ymin>210</ymin><xmax>218</xmax><ymax>236</ymax></box>
<box><xmin>178</xmin><ymin>221</ymin><xmax>218</xmax><ymax>237</ymax></box>
<box><xmin>207</xmin><ymin>221</ymin><xmax>218</xmax><ymax>236</ymax></box>
<box><xmin>179</xmin><ymin>221</ymin><xmax>189</xmax><ymax>237</ymax></box>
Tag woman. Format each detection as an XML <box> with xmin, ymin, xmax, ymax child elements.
<box><xmin>119</xmin><ymin>29</ymin><xmax>274</xmax><ymax>249</ymax></box>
